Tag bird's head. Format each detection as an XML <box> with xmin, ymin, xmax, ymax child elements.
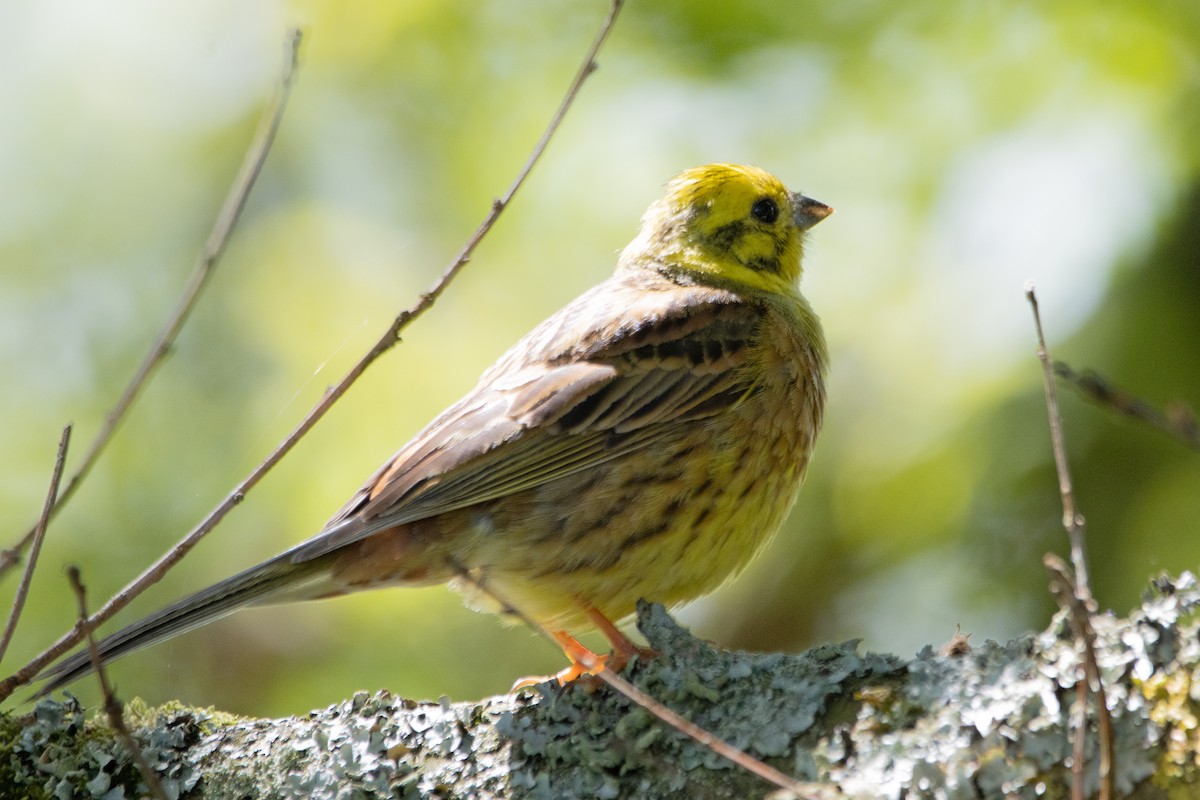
<box><xmin>622</xmin><ymin>163</ymin><xmax>832</xmax><ymax>294</ymax></box>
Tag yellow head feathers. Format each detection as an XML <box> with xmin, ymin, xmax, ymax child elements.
<box><xmin>622</xmin><ymin>163</ymin><xmax>832</xmax><ymax>293</ymax></box>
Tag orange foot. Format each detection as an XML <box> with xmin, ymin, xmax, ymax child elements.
<box><xmin>510</xmin><ymin>631</ymin><xmax>608</xmax><ymax>691</ymax></box>
<box><xmin>510</xmin><ymin>607</ymin><xmax>658</xmax><ymax>692</ymax></box>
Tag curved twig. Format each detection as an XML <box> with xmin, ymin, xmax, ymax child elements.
<box><xmin>456</xmin><ymin>569</ymin><xmax>843</xmax><ymax>800</ymax></box>
<box><xmin>1026</xmin><ymin>284</ymin><xmax>1114</xmax><ymax>800</ymax></box>
<box><xmin>0</xmin><ymin>30</ymin><xmax>304</xmax><ymax>582</ymax></box>
<box><xmin>0</xmin><ymin>1</ymin><xmax>624</xmax><ymax>703</ymax></box>
<box><xmin>0</xmin><ymin>426</ymin><xmax>71</xmax><ymax>664</ymax></box>
<box><xmin>68</xmin><ymin>567</ymin><xmax>168</xmax><ymax>800</ymax></box>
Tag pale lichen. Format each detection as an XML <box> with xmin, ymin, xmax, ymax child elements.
<box><xmin>2</xmin><ymin>573</ymin><xmax>1198</xmax><ymax>799</ymax></box>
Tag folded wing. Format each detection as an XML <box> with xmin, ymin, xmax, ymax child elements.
<box><xmin>285</xmin><ymin>283</ymin><xmax>763</xmax><ymax>563</ymax></box>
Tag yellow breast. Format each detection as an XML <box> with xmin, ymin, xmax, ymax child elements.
<box><xmin>459</xmin><ymin>290</ymin><xmax>826</xmax><ymax>631</ymax></box>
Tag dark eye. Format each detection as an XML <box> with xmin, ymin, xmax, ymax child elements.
<box><xmin>750</xmin><ymin>197</ymin><xmax>779</xmax><ymax>224</ymax></box>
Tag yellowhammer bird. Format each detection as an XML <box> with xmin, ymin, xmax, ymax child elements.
<box><xmin>40</xmin><ymin>163</ymin><xmax>831</xmax><ymax>692</ymax></box>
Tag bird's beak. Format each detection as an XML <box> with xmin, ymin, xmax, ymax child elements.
<box><xmin>792</xmin><ymin>194</ymin><xmax>833</xmax><ymax>230</ymax></box>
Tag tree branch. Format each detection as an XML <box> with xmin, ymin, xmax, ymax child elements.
<box><xmin>7</xmin><ymin>579</ymin><xmax>1197</xmax><ymax>798</ymax></box>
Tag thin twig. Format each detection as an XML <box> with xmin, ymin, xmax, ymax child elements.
<box><xmin>0</xmin><ymin>29</ymin><xmax>304</xmax><ymax>582</ymax></box>
<box><xmin>1054</xmin><ymin>360</ymin><xmax>1200</xmax><ymax>451</ymax></box>
<box><xmin>1071</xmin><ymin>675</ymin><xmax>1087</xmax><ymax>800</ymax></box>
<box><xmin>398</xmin><ymin>0</ymin><xmax>624</xmax><ymax>319</ymax></box>
<box><xmin>68</xmin><ymin>566</ymin><xmax>168</xmax><ymax>800</ymax></box>
<box><xmin>1026</xmin><ymin>284</ymin><xmax>1114</xmax><ymax>800</ymax></box>
<box><xmin>0</xmin><ymin>426</ymin><xmax>71</xmax><ymax>665</ymax></box>
<box><xmin>0</xmin><ymin>1</ymin><xmax>623</xmax><ymax>702</ymax></box>
<box><xmin>458</xmin><ymin>570</ymin><xmax>841</xmax><ymax>800</ymax></box>
<box><xmin>1025</xmin><ymin>285</ymin><xmax>1089</xmax><ymax>593</ymax></box>
<box><xmin>592</xmin><ymin>665</ymin><xmax>841</xmax><ymax>800</ymax></box>
<box><xmin>1046</xmin><ymin>555</ymin><xmax>1115</xmax><ymax>800</ymax></box>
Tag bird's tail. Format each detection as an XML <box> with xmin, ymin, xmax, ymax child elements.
<box><xmin>36</xmin><ymin>552</ymin><xmax>337</xmax><ymax>697</ymax></box>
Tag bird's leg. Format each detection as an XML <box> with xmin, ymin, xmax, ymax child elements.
<box><xmin>509</xmin><ymin>609</ymin><xmax>656</xmax><ymax>692</ymax></box>
<box><xmin>585</xmin><ymin>606</ymin><xmax>657</xmax><ymax>672</ymax></box>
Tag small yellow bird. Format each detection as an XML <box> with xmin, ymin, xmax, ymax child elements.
<box><xmin>40</xmin><ymin>164</ymin><xmax>831</xmax><ymax>692</ymax></box>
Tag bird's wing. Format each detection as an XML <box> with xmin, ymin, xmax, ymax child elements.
<box><xmin>284</xmin><ymin>283</ymin><xmax>763</xmax><ymax>564</ymax></box>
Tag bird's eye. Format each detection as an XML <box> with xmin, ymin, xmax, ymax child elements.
<box><xmin>750</xmin><ymin>197</ymin><xmax>779</xmax><ymax>224</ymax></box>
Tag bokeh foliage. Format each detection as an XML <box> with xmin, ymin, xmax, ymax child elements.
<box><xmin>1</xmin><ymin>0</ymin><xmax>1197</xmax><ymax>717</ymax></box>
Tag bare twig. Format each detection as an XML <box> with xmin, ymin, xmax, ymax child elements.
<box><xmin>0</xmin><ymin>30</ymin><xmax>304</xmax><ymax>583</ymax></box>
<box><xmin>68</xmin><ymin>566</ymin><xmax>168</xmax><ymax>800</ymax></box>
<box><xmin>1046</xmin><ymin>555</ymin><xmax>1114</xmax><ymax>800</ymax></box>
<box><xmin>458</xmin><ymin>570</ymin><xmax>841</xmax><ymax>800</ymax></box>
<box><xmin>1026</xmin><ymin>284</ymin><xmax>1114</xmax><ymax>800</ymax></box>
<box><xmin>1071</xmin><ymin>675</ymin><xmax>1087</xmax><ymax>800</ymax></box>
<box><xmin>1054</xmin><ymin>360</ymin><xmax>1200</xmax><ymax>451</ymax></box>
<box><xmin>0</xmin><ymin>1</ymin><xmax>623</xmax><ymax>702</ymax></box>
<box><xmin>590</xmin><ymin>665</ymin><xmax>841</xmax><ymax>800</ymax></box>
<box><xmin>0</xmin><ymin>426</ymin><xmax>71</xmax><ymax>665</ymax></box>
<box><xmin>1025</xmin><ymin>286</ymin><xmax>1089</xmax><ymax>589</ymax></box>
<box><xmin>398</xmin><ymin>0</ymin><xmax>625</xmax><ymax>318</ymax></box>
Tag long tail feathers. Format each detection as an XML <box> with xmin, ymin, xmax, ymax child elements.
<box><xmin>36</xmin><ymin>553</ymin><xmax>336</xmax><ymax>697</ymax></box>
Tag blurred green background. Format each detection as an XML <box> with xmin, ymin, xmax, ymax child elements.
<box><xmin>1</xmin><ymin>0</ymin><xmax>1198</xmax><ymax>718</ymax></box>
